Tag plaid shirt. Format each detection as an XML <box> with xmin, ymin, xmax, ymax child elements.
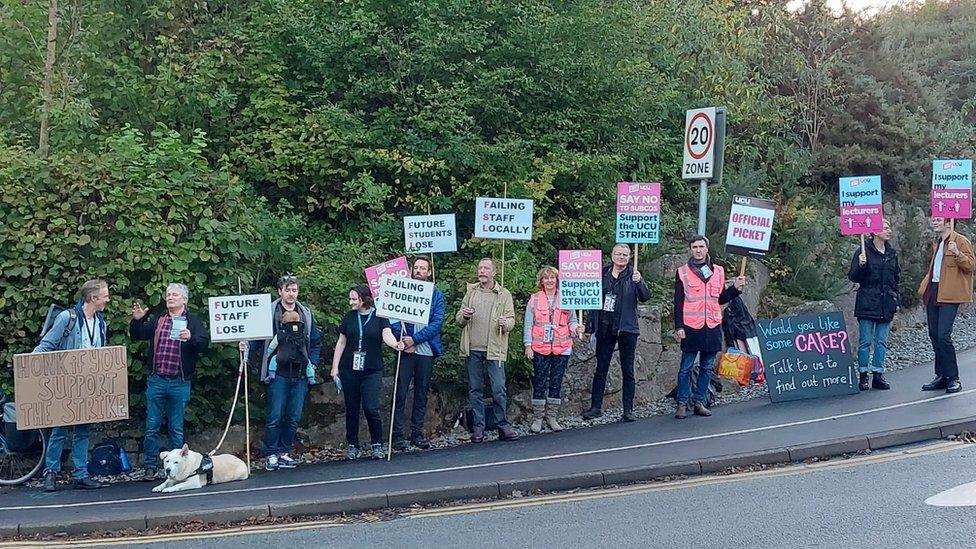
<box><xmin>153</xmin><ymin>312</ymin><xmax>185</xmax><ymax>376</ymax></box>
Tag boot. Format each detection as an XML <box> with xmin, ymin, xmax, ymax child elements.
<box><xmin>530</xmin><ymin>399</ymin><xmax>546</xmax><ymax>433</ymax></box>
<box><xmin>859</xmin><ymin>372</ymin><xmax>870</xmax><ymax>391</ymax></box>
<box><xmin>693</xmin><ymin>403</ymin><xmax>712</xmax><ymax>417</ymax></box>
<box><xmin>544</xmin><ymin>398</ymin><xmax>563</xmax><ymax>432</ymax></box>
<box><xmin>675</xmin><ymin>404</ymin><xmax>687</xmax><ymax>420</ymax></box>
<box><xmin>872</xmin><ymin>372</ymin><xmax>890</xmax><ymax>390</ymax></box>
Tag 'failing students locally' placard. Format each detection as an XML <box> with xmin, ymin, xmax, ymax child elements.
<box><xmin>404</xmin><ymin>214</ymin><xmax>458</xmax><ymax>253</ymax></box>
<box><xmin>932</xmin><ymin>159</ymin><xmax>973</xmax><ymax>219</ymax></box>
<box><xmin>376</xmin><ymin>275</ymin><xmax>434</xmax><ymax>326</ymax></box>
<box><xmin>839</xmin><ymin>175</ymin><xmax>883</xmax><ymax>235</ymax></box>
<box><xmin>615</xmin><ymin>182</ymin><xmax>661</xmax><ymax>244</ymax></box>
<box><xmin>365</xmin><ymin>256</ymin><xmax>410</xmax><ymax>298</ymax></box>
<box><xmin>558</xmin><ymin>250</ymin><xmax>603</xmax><ymax>309</ymax></box>
<box><xmin>725</xmin><ymin>195</ymin><xmax>776</xmax><ymax>257</ymax></box>
<box><xmin>474</xmin><ymin>197</ymin><xmax>534</xmax><ymax>241</ymax></box>
<box><xmin>209</xmin><ymin>293</ymin><xmax>274</xmax><ymax>342</ymax></box>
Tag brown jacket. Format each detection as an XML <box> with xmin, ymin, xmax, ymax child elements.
<box><xmin>917</xmin><ymin>231</ymin><xmax>975</xmax><ymax>303</ymax></box>
<box><xmin>455</xmin><ymin>281</ymin><xmax>516</xmax><ymax>361</ymax></box>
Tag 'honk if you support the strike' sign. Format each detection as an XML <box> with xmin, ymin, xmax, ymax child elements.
<box><xmin>208</xmin><ymin>293</ymin><xmax>273</xmax><ymax>342</ymax></box>
<box><xmin>376</xmin><ymin>275</ymin><xmax>434</xmax><ymax>326</ymax></box>
<box><xmin>474</xmin><ymin>197</ymin><xmax>534</xmax><ymax>240</ymax></box>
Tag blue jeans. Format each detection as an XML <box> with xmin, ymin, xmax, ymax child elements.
<box><xmin>466</xmin><ymin>351</ymin><xmax>510</xmax><ymax>430</ymax></box>
<box><xmin>44</xmin><ymin>424</ymin><xmax>91</xmax><ymax>479</ymax></box>
<box><xmin>677</xmin><ymin>351</ymin><xmax>717</xmax><ymax>406</ymax></box>
<box><xmin>532</xmin><ymin>354</ymin><xmax>570</xmax><ymax>400</ymax></box>
<box><xmin>857</xmin><ymin>319</ymin><xmax>891</xmax><ymax>374</ymax></box>
<box><xmin>143</xmin><ymin>375</ymin><xmax>191</xmax><ymax>467</ymax></box>
<box><xmin>263</xmin><ymin>375</ymin><xmax>308</xmax><ymax>456</ymax></box>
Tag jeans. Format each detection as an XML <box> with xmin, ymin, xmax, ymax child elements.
<box><xmin>590</xmin><ymin>331</ymin><xmax>638</xmax><ymax>412</ymax></box>
<box><xmin>143</xmin><ymin>375</ymin><xmax>192</xmax><ymax>468</ymax></box>
<box><xmin>857</xmin><ymin>319</ymin><xmax>891</xmax><ymax>374</ymax></box>
<box><xmin>263</xmin><ymin>375</ymin><xmax>308</xmax><ymax>456</ymax></box>
<box><xmin>466</xmin><ymin>351</ymin><xmax>510</xmax><ymax>430</ymax></box>
<box><xmin>531</xmin><ymin>353</ymin><xmax>570</xmax><ymax>400</ymax></box>
<box><xmin>340</xmin><ymin>369</ymin><xmax>383</xmax><ymax>446</ymax></box>
<box><xmin>926</xmin><ymin>293</ymin><xmax>960</xmax><ymax>379</ymax></box>
<box><xmin>393</xmin><ymin>353</ymin><xmax>434</xmax><ymax>441</ymax></box>
<box><xmin>677</xmin><ymin>351</ymin><xmax>717</xmax><ymax>405</ymax></box>
<box><xmin>44</xmin><ymin>424</ymin><xmax>91</xmax><ymax>479</ymax></box>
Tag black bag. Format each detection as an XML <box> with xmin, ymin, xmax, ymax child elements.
<box><xmin>89</xmin><ymin>439</ymin><xmax>124</xmax><ymax>477</ymax></box>
<box><xmin>2</xmin><ymin>402</ymin><xmax>38</xmax><ymax>453</ymax></box>
<box><xmin>37</xmin><ymin>304</ymin><xmax>76</xmax><ymax>345</ymax></box>
<box><xmin>459</xmin><ymin>399</ymin><xmax>499</xmax><ymax>433</ymax></box>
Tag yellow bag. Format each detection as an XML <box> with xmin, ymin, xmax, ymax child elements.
<box><xmin>717</xmin><ymin>351</ymin><xmax>753</xmax><ymax>386</ymax></box>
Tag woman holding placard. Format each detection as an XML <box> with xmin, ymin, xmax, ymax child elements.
<box><xmin>848</xmin><ymin>218</ymin><xmax>899</xmax><ymax>391</ymax></box>
<box><xmin>523</xmin><ymin>266</ymin><xmax>585</xmax><ymax>433</ymax></box>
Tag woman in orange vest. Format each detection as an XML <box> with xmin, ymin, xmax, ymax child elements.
<box><xmin>524</xmin><ymin>266</ymin><xmax>585</xmax><ymax>433</ymax></box>
<box><xmin>673</xmin><ymin>235</ymin><xmax>745</xmax><ymax>419</ymax></box>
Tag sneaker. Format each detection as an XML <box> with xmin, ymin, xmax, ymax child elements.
<box><xmin>277</xmin><ymin>454</ymin><xmax>299</xmax><ymax>468</ymax></box>
<box><xmin>392</xmin><ymin>439</ymin><xmax>410</xmax><ymax>452</ymax></box>
<box><xmin>74</xmin><ymin>477</ymin><xmax>103</xmax><ymax>490</ymax></box>
<box><xmin>141</xmin><ymin>466</ymin><xmax>160</xmax><ymax>482</ymax></box>
<box><xmin>370</xmin><ymin>443</ymin><xmax>385</xmax><ymax>459</ymax></box>
<box><xmin>42</xmin><ymin>471</ymin><xmax>58</xmax><ymax>492</ymax></box>
<box><xmin>346</xmin><ymin>444</ymin><xmax>361</xmax><ymax>460</ymax></box>
<box><xmin>265</xmin><ymin>455</ymin><xmax>279</xmax><ymax>471</ymax></box>
<box><xmin>410</xmin><ymin>437</ymin><xmax>431</xmax><ymax>450</ymax></box>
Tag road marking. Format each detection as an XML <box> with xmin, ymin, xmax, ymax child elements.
<box><xmin>925</xmin><ymin>479</ymin><xmax>976</xmax><ymax>507</ymax></box>
<box><xmin>1</xmin><ymin>389</ymin><xmax>972</xmax><ymax>512</ymax></box>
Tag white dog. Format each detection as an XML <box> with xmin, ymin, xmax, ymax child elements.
<box><xmin>152</xmin><ymin>444</ymin><xmax>249</xmax><ymax>493</ymax></box>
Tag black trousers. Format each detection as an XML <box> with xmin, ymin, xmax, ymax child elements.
<box><xmin>392</xmin><ymin>353</ymin><xmax>434</xmax><ymax>441</ymax></box>
<box><xmin>926</xmin><ymin>284</ymin><xmax>960</xmax><ymax>379</ymax></box>
<box><xmin>590</xmin><ymin>330</ymin><xmax>638</xmax><ymax>412</ymax></box>
<box><xmin>339</xmin><ymin>369</ymin><xmax>383</xmax><ymax>446</ymax></box>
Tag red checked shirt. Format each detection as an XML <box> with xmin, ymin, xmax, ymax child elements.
<box><xmin>153</xmin><ymin>311</ymin><xmax>185</xmax><ymax>376</ymax></box>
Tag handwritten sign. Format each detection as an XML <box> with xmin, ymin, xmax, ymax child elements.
<box><xmin>365</xmin><ymin>256</ymin><xmax>410</xmax><ymax>298</ymax></box>
<box><xmin>208</xmin><ymin>293</ymin><xmax>273</xmax><ymax>342</ymax></box>
<box><xmin>474</xmin><ymin>197</ymin><xmax>534</xmax><ymax>240</ymax></box>
<box><xmin>932</xmin><ymin>159</ymin><xmax>973</xmax><ymax>219</ymax></box>
<box><xmin>558</xmin><ymin>250</ymin><xmax>602</xmax><ymax>310</ymax></box>
<box><xmin>725</xmin><ymin>195</ymin><xmax>775</xmax><ymax>257</ymax></box>
<box><xmin>404</xmin><ymin>214</ymin><xmax>457</xmax><ymax>253</ymax></box>
<box><xmin>12</xmin><ymin>346</ymin><xmax>129</xmax><ymax>429</ymax></box>
<box><xmin>756</xmin><ymin>311</ymin><xmax>858</xmax><ymax>403</ymax></box>
<box><xmin>839</xmin><ymin>176</ymin><xmax>883</xmax><ymax>236</ymax></box>
<box><xmin>615</xmin><ymin>182</ymin><xmax>661</xmax><ymax>244</ymax></box>
<box><xmin>376</xmin><ymin>275</ymin><xmax>434</xmax><ymax>326</ymax></box>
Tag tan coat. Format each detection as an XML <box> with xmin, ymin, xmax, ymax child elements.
<box><xmin>456</xmin><ymin>281</ymin><xmax>516</xmax><ymax>361</ymax></box>
<box><xmin>918</xmin><ymin>231</ymin><xmax>975</xmax><ymax>304</ymax></box>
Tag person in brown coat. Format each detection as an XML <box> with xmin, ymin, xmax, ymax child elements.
<box><xmin>917</xmin><ymin>216</ymin><xmax>974</xmax><ymax>394</ymax></box>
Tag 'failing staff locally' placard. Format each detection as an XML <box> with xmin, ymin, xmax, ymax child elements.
<box><xmin>558</xmin><ymin>250</ymin><xmax>602</xmax><ymax>309</ymax></box>
<box><xmin>839</xmin><ymin>175</ymin><xmax>883</xmax><ymax>235</ymax></box>
<box><xmin>209</xmin><ymin>293</ymin><xmax>273</xmax><ymax>342</ymax></box>
<box><xmin>932</xmin><ymin>159</ymin><xmax>973</xmax><ymax>219</ymax></box>
<box><xmin>365</xmin><ymin>256</ymin><xmax>410</xmax><ymax>298</ymax></box>
<box><xmin>725</xmin><ymin>195</ymin><xmax>775</xmax><ymax>257</ymax></box>
<box><xmin>376</xmin><ymin>275</ymin><xmax>434</xmax><ymax>326</ymax></box>
<box><xmin>404</xmin><ymin>214</ymin><xmax>457</xmax><ymax>253</ymax></box>
<box><xmin>474</xmin><ymin>197</ymin><xmax>534</xmax><ymax>240</ymax></box>
<box><xmin>615</xmin><ymin>182</ymin><xmax>661</xmax><ymax>244</ymax></box>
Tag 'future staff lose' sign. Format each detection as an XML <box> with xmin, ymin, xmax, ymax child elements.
<box><xmin>208</xmin><ymin>294</ymin><xmax>273</xmax><ymax>342</ymax></box>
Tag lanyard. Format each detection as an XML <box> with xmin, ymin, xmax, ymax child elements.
<box><xmin>82</xmin><ymin>315</ymin><xmax>97</xmax><ymax>346</ymax></box>
<box><xmin>357</xmin><ymin>310</ymin><xmax>374</xmax><ymax>352</ymax></box>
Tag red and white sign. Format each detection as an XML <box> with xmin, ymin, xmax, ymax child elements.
<box><xmin>364</xmin><ymin>256</ymin><xmax>409</xmax><ymax>298</ymax></box>
<box><xmin>682</xmin><ymin>107</ymin><xmax>716</xmax><ymax>180</ymax></box>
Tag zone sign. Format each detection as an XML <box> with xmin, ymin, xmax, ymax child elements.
<box><xmin>682</xmin><ymin>107</ymin><xmax>716</xmax><ymax>180</ymax></box>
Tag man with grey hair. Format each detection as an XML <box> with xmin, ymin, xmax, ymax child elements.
<box><xmin>130</xmin><ymin>282</ymin><xmax>210</xmax><ymax>480</ymax></box>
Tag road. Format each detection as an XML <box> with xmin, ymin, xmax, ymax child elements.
<box><xmin>19</xmin><ymin>441</ymin><xmax>975</xmax><ymax>549</ymax></box>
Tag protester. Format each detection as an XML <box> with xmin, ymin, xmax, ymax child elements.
<box><xmin>330</xmin><ymin>284</ymin><xmax>403</xmax><ymax>459</ymax></box>
<box><xmin>131</xmin><ymin>283</ymin><xmax>210</xmax><ymax>480</ymax></box>
<box><xmin>249</xmin><ymin>275</ymin><xmax>322</xmax><ymax>471</ymax></box>
<box><xmin>456</xmin><ymin>258</ymin><xmax>519</xmax><ymax>442</ymax></box>
<box><xmin>523</xmin><ymin>266</ymin><xmax>584</xmax><ymax>433</ymax></box>
<box><xmin>582</xmin><ymin>244</ymin><xmax>651</xmax><ymax>422</ymax></box>
<box><xmin>35</xmin><ymin>279</ymin><xmax>110</xmax><ymax>492</ymax></box>
<box><xmin>673</xmin><ymin>236</ymin><xmax>744</xmax><ymax>420</ymax></box>
<box><xmin>918</xmin><ymin>216</ymin><xmax>974</xmax><ymax>394</ymax></box>
<box><xmin>390</xmin><ymin>257</ymin><xmax>445</xmax><ymax>451</ymax></box>
<box><xmin>848</xmin><ymin>219</ymin><xmax>899</xmax><ymax>391</ymax></box>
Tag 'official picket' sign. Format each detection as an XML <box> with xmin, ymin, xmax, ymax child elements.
<box><xmin>208</xmin><ymin>293</ymin><xmax>273</xmax><ymax>342</ymax></box>
<box><xmin>725</xmin><ymin>195</ymin><xmax>775</xmax><ymax>258</ymax></box>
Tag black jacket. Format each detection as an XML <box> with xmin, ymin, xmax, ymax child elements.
<box><xmin>848</xmin><ymin>240</ymin><xmax>900</xmax><ymax>322</ymax></box>
<box><xmin>722</xmin><ymin>295</ymin><xmax>757</xmax><ymax>347</ymax></box>
<box><xmin>585</xmin><ymin>263</ymin><xmax>652</xmax><ymax>335</ymax></box>
<box><xmin>130</xmin><ymin>311</ymin><xmax>210</xmax><ymax>380</ymax></box>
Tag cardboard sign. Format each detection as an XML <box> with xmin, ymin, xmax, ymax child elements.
<box><xmin>615</xmin><ymin>182</ymin><xmax>661</xmax><ymax>244</ymax></box>
<box><xmin>365</xmin><ymin>256</ymin><xmax>410</xmax><ymax>298</ymax></box>
<box><xmin>725</xmin><ymin>195</ymin><xmax>776</xmax><ymax>257</ymax></box>
<box><xmin>376</xmin><ymin>275</ymin><xmax>434</xmax><ymax>326</ymax></box>
<box><xmin>404</xmin><ymin>214</ymin><xmax>458</xmax><ymax>253</ymax></box>
<box><xmin>682</xmin><ymin>107</ymin><xmax>716</xmax><ymax>179</ymax></box>
<box><xmin>558</xmin><ymin>250</ymin><xmax>603</xmax><ymax>310</ymax></box>
<box><xmin>12</xmin><ymin>346</ymin><xmax>129</xmax><ymax>429</ymax></box>
<box><xmin>474</xmin><ymin>197</ymin><xmax>534</xmax><ymax>241</ymax></box>
<box><xmin>756</xmin><ymin>311</ymin><xmax>858</xmax><ymax>403</ymax></box>
<box><xmin>839</xmin><ymin>176</ymin><xmax>883</xmax><ymax>235</ymax></box>
<box><xmin>932</xmin><ymin>159</ymin><xmax>973</xmax><ymax>219</ymax></box>
<box><xmin>208</xmin><ymin>293</ymin><xmax>273</xmax><ymax>342</ymax></box>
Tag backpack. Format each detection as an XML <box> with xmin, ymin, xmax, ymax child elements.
<box><xmin>276</xmin><ymin>321</ymin><xmax>310</xmax><ymax>371</ymax></box>
<box><xmin>89</xmin><ymin>439</ymin><xmax>126</xmax><ymax>477</ymax></box>
<box><xmin>37</xmin><ymin>304</ymin><xmax>76</xmax><ymax>345</ymax></box>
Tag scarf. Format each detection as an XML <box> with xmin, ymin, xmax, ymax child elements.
<box><xmin>687</xmin><ymin>256</ymin><xmax>713</xmax><ymax>283</ymax></box>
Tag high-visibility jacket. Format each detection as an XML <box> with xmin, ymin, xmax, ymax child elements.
<box><xmin>529</xmin><ymin>291</ymin><xmax>573</xmax><ymax>355</ymax></box>
<box><xmin>677</xmin><ymin>264</ymin><xmax>725</xmax><ymax>329</ymax></box>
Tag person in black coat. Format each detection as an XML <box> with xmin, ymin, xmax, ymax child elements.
<box><xmin>848</xmin><ymin>218</ymin><xmax>899</xmax><ymax>391</ymax></box>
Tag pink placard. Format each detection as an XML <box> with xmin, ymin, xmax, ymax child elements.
<box><xmin>364</xmin><ymin>256</ymin><xmax>410</xmax><ymax>298</ymax></box>
<box><xmin>839</xmin><ymin>205</ymin><xmax>884</xmax><ymax>236</ymax></box>
<box><xmin>558</xmin><ymin>250</ymin><xmax>603</xmax><ymax>279</ymax></box>
<box><xmin>616</xmin><ymin>182</ymin><xmax>661</xmax><ymax>214</ymax></box>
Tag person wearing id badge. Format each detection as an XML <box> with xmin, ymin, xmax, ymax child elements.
<box><xmin>582</xmin><ymin>243</ymin><xmax>651</xmax><ymax>422</ymax></box>
<box><xmin>330</xmin><ymin>284</ymin><xmax>403</xmax><ymax>460</ymax></box>
<box><xmin>523</xmin><ymin>266</ymin><xmax>584</xmax><ymax>433</ymax></box>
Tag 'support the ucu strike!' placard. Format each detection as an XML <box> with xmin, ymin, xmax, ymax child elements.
<box><xmin>932</xmin><ymin>159</ymin><xmax>973</xmax><ymax>219</ymax></box>
<box><xmin>839</xmin><ymin>175</ymin><xmax>883</xmax><ymax>235</ymax></box>
<box><xmin>474</xmin><ymin>197</ymin><xmax>534</xmax><ymax>240</ymax></box>
<box><xmin>376</xmin><ymin>275</ymin><xmax>434</xmax><ymax>326</ymax></box>
<box><xmin>558</xmin><ymin>250</ymin><xmax>603</xmax><ymax>310</ymax></box>
<box><xmin>404</xmin><ymin>214</ymin><xmax>458</xmax><ymax>253</ymax></box>
<box><xmin>615</xmin><ymin>182</ymin><xmax>661</xmax><ymax>244</ymax></box>
<box><xmin>364</xmin><ymin>256</ymin><xmax>410</xmax><ymax>298</ymax></box>
<box><xmin>208</xmin><ymin>293</ymin><xmax>274</xmax><ymax>342</ymax></box>
<box><xmin>725</xmin><ymin>195</ymin><xmax>776</xmax><ymax>258</ymax></box>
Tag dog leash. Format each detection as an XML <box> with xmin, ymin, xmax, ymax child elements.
<box><xmin>209</xmin><ymin>345</ymin><xmax>246</xmax><ymax>456</ymax></box>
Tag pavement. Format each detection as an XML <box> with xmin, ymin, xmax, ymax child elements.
<box><xmin>2</xmin><ymin>354</ymin><xmax>975</xmax><ymax>537</ymax></box>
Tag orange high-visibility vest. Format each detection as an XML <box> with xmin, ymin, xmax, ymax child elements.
<box><xmin>677</xmin><ymin>264</ymin><xmax>725</xmax><ymax>329</ymax></box>
<box><xmin>529</xmin><ymin>291</ymin><xmax>573</xmax><ymax>355</ymax></box>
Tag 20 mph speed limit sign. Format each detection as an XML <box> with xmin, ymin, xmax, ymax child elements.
<box><xmin>682</xmin><ymin>107</ymin><xmax>716</xmax><ymax>180</ymax></box>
